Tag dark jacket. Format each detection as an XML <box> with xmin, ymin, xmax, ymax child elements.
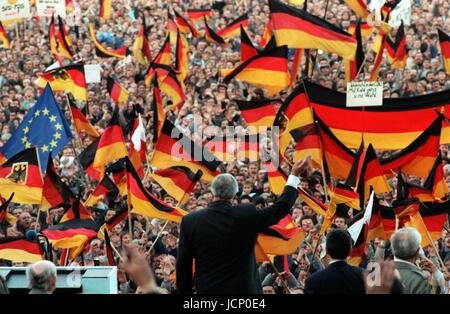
<box><xmin>176</xmin><ymin>185</ymin><xmax>298</xmax><ymax>294</ymax></box>
<box><xmin>304</xmin><ymin>260</ymin><xmax>366</xmax><ymax>294</ymax></box>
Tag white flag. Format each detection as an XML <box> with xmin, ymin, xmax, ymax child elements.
<box><xmin>131</xmin><ymin>114</ymin><xmax>146</xmax><ymax>151</ymax></box>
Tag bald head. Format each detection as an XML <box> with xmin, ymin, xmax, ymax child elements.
<box><xmin>26</xmin><ymin>260</ymin><xmax>57</xmax><ymax>293</ymax></box>
<box><xmin>211</xmin><ymin>174</ymin><xmax>239</xmax><ymax>201</ymax></box>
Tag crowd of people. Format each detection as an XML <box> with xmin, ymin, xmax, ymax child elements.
<box><xmin>0</xmin><ymin>0</ymin><xmax>450</xmax><ymax>294</ymax></box>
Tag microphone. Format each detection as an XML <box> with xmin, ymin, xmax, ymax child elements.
<box><xmin>25</xmin><ymin>229</ymin><xmax>38</xmax><ymax>241</ymax></box>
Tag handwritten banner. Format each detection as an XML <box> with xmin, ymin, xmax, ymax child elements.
<box><xmin>346</xmin><ymin>81</ymin><xmax>383</xmax><ymax>107</ymax></box>
<box><xmin>0</xmin><ymin>0</ymin><xmax>31</xmax><ymax>21</ymax></box>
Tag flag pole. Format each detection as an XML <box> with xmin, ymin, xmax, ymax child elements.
<box><xmin>147</xmin><ymin>220</ymin><xmax>170</xmax><ymax>253</ymax></box>
<box><xmin>256</xmin><ymin>241</ymin><xmax>291</xmax><ymax>294</ymax></box>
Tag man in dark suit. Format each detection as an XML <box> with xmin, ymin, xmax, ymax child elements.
<box><xmin>176</xmin><ymin>157</ymin><xmax>311</xmax><ymax>294</ymax></box>
<box><xmin>304</xmin><ymin>229</ymin><xmax>366</xmax><ymax>294</ymax></box>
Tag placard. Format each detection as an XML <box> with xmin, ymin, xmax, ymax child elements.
<box><xmin>0</xmin><ymin>0</ymin><xmax>31</xmax><ymax>21</ymax></box>
<box><xmin>36</xmin><ymin>0</ymin><xmax>66</xmax><ymax>18</ymax></box>
<box><xmin>84</xmin><ymin>64</ymin><xmax>102</xmax><ymax>84</ymax></box>
<box><xmin>346</xmin><ymin>81</ymin><xmax>383</xmax><ymax>107</ymax></box>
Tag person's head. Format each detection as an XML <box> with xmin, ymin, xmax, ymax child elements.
<box><xmin>26</xmin><ymin>260</ymin><xmax>57</xmax><ymax>293</ymax></box>
<box><xmin>325</xmin><ymin>229</ymin><xmax>352</xmax><ymax>260</ymax></box>
<box><xmin>262</xmin><ymin>284</ymin><xmax>276</xmax><ymax>294</ymax></box>
<box><xmin>390</xmin><ymin>227</ymin><xmax>422</xmax><ymax>262</ymax></box>
<box><xmin>334</xmin><ymin>217</ymin><xmax>348</xmax><ymax>229</ymax></box>
<box><xmin>300</xmin><ymin>217</ymin><xmax>314</xmax><ymax>232</ymax></box>
<box><xmin>211</xmin><ymin>174</ymin><xmax>238</xmax><ymax>201</ymax></box>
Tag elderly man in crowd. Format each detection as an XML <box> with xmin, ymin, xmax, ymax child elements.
<box><xmin>26</xmin><ymin>260</ymin><xmax>58</xmax><ymax>294</ymax></box>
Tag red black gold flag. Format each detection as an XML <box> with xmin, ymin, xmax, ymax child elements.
<box><xmin>347</xmin><ymin>214</ymin><xmax>369</xmax><ymax>266</ymax></box>
<box><xmin>423</xmin><ymin>153</ymin><xmax>449</xmax><ymax>200</ymax></box>
<box><xmin>237</xmin><ymin>134</ymin><xmax>261</xmax><ymax>161</ymax></box>
<box><xmin>380</xmin><ymin>0</ymin><xmax>401</xmax><ymax>23</ymax></box>
<box><xmin>240</xmin><ymin>25</ymin><xmax>259</xmax><ymax>62</ymax></box>
<box><xmin>346</xmin><ymin>143</ymin><xmax>391</xmax><ymax>205</ymax></box>
<box><xmin>36</xmin><ymin>63</ymin><xmax>87</xmax><ymax>101</ymax></box>
<box><xmin>105</xmin><ymin>206</ymin><xmax>128</xmax><ymax>230</ymax></box>
<box><xmin>0</xmin><ymin>193</ymin><xmax>16</xmax><ymax>225</ymax></box>
<box><xmin>344</xmin><ymin>0</ymin><xmax>370</xmax><ymax>20</ymax></box>
<box><xmin>385</xmin><ymin>22</ymin><xmax>406</xmax><ymax>69</ymax></box>
<box><xmin>187</xmin><ymin>9</ymin><xmax>211</xmax><ymax>22</ymax></box>
<box><xmin>344</xmin><ymin>20</ymin><xmax>364</xmax><ymax>83</ymax></box>
<box><xmin>106</xmin><ymin>77</ymin><xmax>129</xmax><ymax>104</ymax></box>
<box><xmin>85</xmin><ymin>175</ymin><xmax>119</xmax><ymax>207</ymax></box>
<box><xmin>217</xmin><ymin>13</ymin><xmax>249</xmax><ymax>39</ymax></box>
<box><xmin>203</xmin><ymin>16</ymin><xmax>227</xmax><ymax>45</ymax></box>
<box><xmin>0</xmin><ymin>148</ymin><xmax>43</xmax><ymax>205</ymax></box>
<box><xmin>235</xmin><ymin>98</ymin><xmax>279</xmax><ymax>130</ymax></box>
<box><xmin>255</xmin><ymin>215</ymin><xmax>305</xmax><ymax>262</ymax></box>
<box><xmin>57</xmin><ymin>16</ymin><xmax>76</xmax><ymax>59</ymax></box>
<box><xmin>78</xmin><ymin>138</ymin><xmax>102</xmax><ymax>181</ymax></box>
<box><xmin>0</xmin><ymin>21</ymin><xmax>11</xmax><ymax>49</ymax></box>
<box><xmin>369</xmin><ymin>33</ymin><xmax>386</xmax><ymax>81</ymax></box>
<box><xmin>89</xmin><ymin>24</ymin><xmax>128</xmax><ymax>59</ymax></box>
<box><xmin>174</xmin><ymin>10</ymin><xmax>200</xmax><ymax>37</ymax></box>
<box><xmin>302</xmin><ymin>81</ymin><xmax>450</xmax><ymax>150</ymax></box>
<box><xmin>175</xmin><ymin>31</ymin><xmax>190</xmax><ymax>83</ymax></box>
<box><xmin>151</xmin><ymin>75</ymin><xmax>166</xmax><ymax>143</ymax></box>
<box><xmin>348</xmin><ymin>21</ymin><xmax>373</xmax><ymax>37</ymax></box>
<box><xmin>58</xmin><ymin>197</ymin><xmax>92</xmax><ymax>223</ymax></box>
<box><xmin>105</xmin><ymin>158</ymin><xmax>127</xmax><ymax>196</ymax></box>
<box><xmin>40</xmin><ymin>157</ymin><xmax>74</xmax><ymax>212</ymax></box>
<box><xmin>438</xmin><ymin>29</ymin><xmax>450</xmax><ymax>75</ymax></box>
<box><xmin>99</xmin><ymin>0</ymin><xmax>112</xmax><ymax>19</ymax></box>
<box><xmin>223</xmin><ymin>45</ymin><xmax>289</xmax><ymax>95</ymax></box>
<box><xmin>48</xmin><ymin>16</ymin><xmax>60</xmax><ymax>61</ymax></box>
<box><xmin>291</xmin><ymin>124</ymin><xmax>321</xmax><ymax>167</ymax></box>
<box><xmin>206</xmin><ymin>135</ymin><xmax>237</xmax><ymax>162</ymax></box>
<box><xmin>269</xmin><ymin>0</ymin><xmax>357</xmax><ymax>60</ymax></box>
<box><xmin>149</xmin><ymin>166</ymin><xmax>203</xmax><ymax>205</ymax></box>
<box><xmin>92</xmin><ymin>107</ymin><xmax>128</xmax><ymax>174</ymax></box>
<box><xmin>149</xmin><ymin>119</ymin><xmax>223</xmax><ymax>182</ymax></box>
<box><xmin>0</xmin><ymin>237</ymin><xmax>43</xmax><ymax>263</ymax></box>
<box><xmin>290</xmin><ymin>48</ymin><xmax>303</xmax><ymax>86</ymax></box>
<box><xmin>69</xmin><ymin>97</ymin><xmax>100</xmax><ymax>139</ymax></box>
<box><xmin>104</xmin><ymin>229</ymin><xmax>115</xmax><ymax>266</ymax></box>
<box><xmin>420</xmin><ymin>200</ymin><xmax>450</xmax><ymax>240</ymax></box>
<box><xmin>167</xmin><ymin>9</ymin><xmax>179</xmax><ymax>44</ymax></box>
<box><xmin>150</xmin><ymin>63</ymin><xmax>186</xmax><ymax>110</ymax></box>
<box><xmin>380</xmin><ymin>116</ymin><xmax>442</xmax><ymax>178</ymax></box>
<box><xmin>144</xmin><ymin>35</ymin><xmax>172</xmax><ymax>86</ymax></box>
<box><xmin>260</xmin><ymin>19</ymin><xmax>273</xmax><ymax>48</ymax></box>
<box><xmin>126</xmin><ymin>158</ymin><xmax>187</xmax><ymax>222</ymax></box>
<box><xmin>133</xmin><ymin>22</ymin><xmax>152</xmax><ymax>66</ymax></box>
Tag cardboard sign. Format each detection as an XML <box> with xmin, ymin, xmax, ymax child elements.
<box><xmin>84</xmin><ymin>64</ymin><xmax>102</xmax><ymax>83</ymax></box>
<box><xmin>0</xmin><ymin>0</ymin><xmax>31</xmax><ymax>21</ymax></box>
<box><xmin>346</xmin><ymin>81</ymin><xmax>383</xmax><ymax>107</ymax></box>
<box><xmin>36</xmin><ymin>0</ymin><xmax>66</xmax><ymax>18</ymax></box>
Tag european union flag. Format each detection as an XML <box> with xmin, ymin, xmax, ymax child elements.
<box><xmin>1</xmin><ymin>84</ymin><xmax>72</xmax><ymax>172</ymax></box>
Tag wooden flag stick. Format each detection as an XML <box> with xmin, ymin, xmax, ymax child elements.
<box><xmin>110</xmin><ymin>241</ymin><xmax>125</xmax><ymax>262</ymax></box>
<box><xmin>147</xmin><ymin>220</ymin><xmax>170</xmax><ymax>253</ymax></box>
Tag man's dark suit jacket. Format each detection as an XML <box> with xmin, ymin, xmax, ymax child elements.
<box><xmin>176</xmin><ymin>185</ymin><xmax>298</xmax><ymax>294</ymax></box>
<box><xmin>304</xmin><ymin>260</ymin><xmax>366</xmax><ymax>294</ymax></box>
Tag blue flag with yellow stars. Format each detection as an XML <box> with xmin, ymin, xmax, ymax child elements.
<box><xmin>0</xmin><ymin>84</ymin><xmax>72</xmax><ymax>172</ymax></box>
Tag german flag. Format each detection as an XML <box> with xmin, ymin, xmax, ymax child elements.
<box><xmin>240</xmin><ymin>25</ymin><xmax>259</xmax><ymax>62</ymax></box>
<box><xmin>103</xmin><ymin>229</ymin><xmax>115</xmax><ymax>266</ymax></box>
<box><xmin>298</xmin><ymin>187</ymin><xmax>328</xmax><ymax>217</ymax></box>
<box><xmin>151</xmin><ymin>76</ymin><xmax>166</xmax><ymax>143</ymax></box>
<box><xmin>69</xmin><ymin>97</ymin><xmax>100</xmax><ymax>139</ymax></box>
<box><xmin>127</xmin><ymin>158</ymin><xmax>187</xmax><ymax>222</ymax></box>
<box><xmin>235</xmin><ymin>98</ymin><xmax>278</xmax><ymax>130</ymax></box>
<box><xmin>302</xmin><ymin>81</ymin><xmax>450</xmax><ymax>150</ymax></box>
<box><xmin>346</xmin><ymin>143</ymin><xmax>391</xmax><ymax>205</ymax></box>
<box><xmin>423</xmin><ymin>153</ymin><xmax>449</xmax><ymax>200</ymax></box>
<box><xmin>0</xmin><ymin>237</ymin><xmax>43</xmax><ymax>263</ymax></box>
<box><xmin>57</xmin><ymin>16</ymin><xmax>76</xmax><ymax>59</ymax></box>
<box><xmin>420</xmin><ymin>200</ymin><xmax>450</xmax><ymax>240</ymax></box>
<box><xmin>48</xmin><ymin>16</ymin><xmax>60</xmax><ymax>62</ymax></box>
<box><xmin>0</xmin><ymin>193</ymin><xmax>16</xmax><ymax>225</ymax></box>
<box><xmin>290</xmin><ymin>48</ymin><xmax>303</xmax><ymax>86</ymax></box>
<box><xmin>291</xmin><ymin>124</ymin><xmax>321</xmax><ymax>167</ymax></box>
<box><xmin>260</xmin><ymin>19</ymin><xmax>273</xmax><ymax>48</ymax></box>
<box><xmin>217</xmin><ymin>13</ymin><xmax>249</xmax><ymax>39</ymax></box>
<box><xmin>344</xmin><ymin>0</ymin><xmax>370</xmax><ymax>20</ymax></box>
<box><xmin>129</xmin><ymin>111</ymin><xmax>147</xmax><ymax>179</ymax></box>
<box><xmin>380</xmin><ymin>0</ymin><xmax>401</xmax><ymax>23</ymax></box>
<box><xmin>223</xmin><ymin>45</ymin><xmax>289</xmax><ymax>95</ymax></box>
<box><xmin>92</xmin><ymin>106</ymin><xmax>128</xmax><ymax>174</ymax></box>
<box><xmin>369</xmin><ymin>34</ymin><xmax>386</xmax><ymax>81</ymax></box>
<box><xmin>43</xmin><ymin>219</ymin><xmax>99</xmax><ymax>258</ymax></box>
<box><xmin>78</xmin><ymin>138</ymin><xmax>102</xmax><ymax>181</ymax></box>
<box><xmin>99</xmin><ymin>0</ymin><xmax>112</xmax><ymax>19</ymax></box>
<box><xmin>149</xmin><ymin>166</ymin><xmax>203</xmax><ymax>205</ymax></box>
<box><xmin>0</xmin><ymin>21</ymin><xmax>11</xmax><ymax>49</ymax></box>
<box><xmin>133</xmin><ymin>21</ymin><xmax>152</xmax><ymax>66</ymax></box>
<box><xmin>149</xmin><ymin>119</ymin><xmax>223</xmax><ymax>182</ymax></box>
<box><xmin>167</xmin><ymin>10</ymin><xmax>179</xmax><ymax>44</ymax></box>
<box><xmin>58</xmin><ymin>197</ymin><xmax>92</xmax><ymax>223</ymax></box>
<box><xmin>407</xmin><ymin>183</ymin><xmax>435</xmax><ymax>203</ymax></box>
<box><xmin>105</xmin><ymin>205</ymin><xmax>128</xmax><ymax>230</ymax></box>
<box><xmin>344</xmin><ymin>20</ymin><xmax>364</xmax><ymax>83</ymax></box>
<box><xmin>237</xmin><ymin>134</ymin><xmax>260</xmax><ymax>161</ymax></box>
<box><xmin>0</xmin><ymin>148</ymin><xmax>43</xmax><ymax>205</ymax></box>
<box><xmin>40</xmin><ymin>157</ymin><xmax>74</xmax><ymax>212</ymax></box>
<box><xmin>85</xmin><ymin>175</ymin><xmax>119</xmax><ymax>207</ymax></box>
<box><xmin>106</xmin><ymin>77</ymin><xmax>129</xmax><ymax>104</ymax></box>
<box><xmin>89</xmin><ymin>24</ymin><xmax>128</xmax><ymax>59</ymax></box>
<box><xmin>380</xmin><ymin>116</ymin><xmax>442</xmax><ymax>179</ymax></box>
<box><xmin>255</xmin><ymin>215</ymin><xmax>305</xmax><ymax>261</ymax></box>
<box><xmin>438</xmin><ymin>29</ymin><xmax>450</xmax><ymax>75</ymax></box>
<box><xmin>150</xmin><ymin>63</ymin><xmax>185</xmax><ymax>110</ymax></box>
<box><xmin>175</xmin><ymin>31</ymin><xmax>190</xmax><ymax>83</ymax></box>
<box><xmin>269</xmin><ymin>0</ymin><xmax>357</xmax><ymax>60</ymax></box>
<box><xmin>348</xmin><ymin>21</ymin><xmax>373</xmax><ymax>38</ymax></box>
<box><xmin>36</xmin><ymin>63</ymin><xmax>87</xmax><ymax>101</ymax></box>
<box><xmin>187</xmin><ymin>9</ymin><xmax>210</xmax><ymax>22</ymax></box>
<box><xmin>385</xmin><ymin>22</ymin><xmax>406</xmax><ymax>69</ymax></box>
<box><xmin>315</xmin><ymin>115</ymin><xmax>356</xmax><ymax>180</ymax></box>
<box><xmin>203</xmin><ymin>16</ymin><xmax>227</xmax><ymax>45</ymax></box>
<box><xmin>105</xmin><ymin>158</ymin><xmax>127</xmax><ymax>196</ymax></box>
<box><xmin>347</xmin><ymin>214</ymin><xmax>369</xmax><ymax>266</ymax></box>
<box><xmin>273</xmin><ymin>83</ymin><xmax>314</xmax><ymax>155</ymax></box>
<box><xmin>174</xmin><ymin>10</ymin><xmax>199</xmax><ymax>37</ymax></box>
<box><xmin>144</xmin><ymin>35</ymin><xmax>172</xmax><ymax>86</ymax></box>
<box><xmin>206</xmin><ymin>136</ymin><xmax>237</xmax><ymax>162</ymax></box>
